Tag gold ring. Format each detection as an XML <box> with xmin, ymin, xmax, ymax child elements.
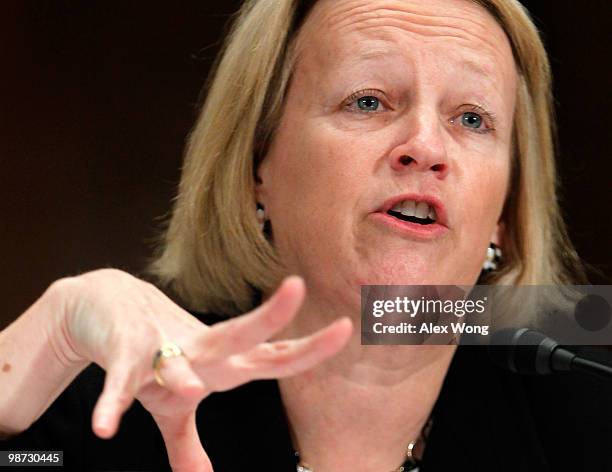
<box><xmin>152</xmin><ymin>341</ymin><xmax>184</xmax><ymax>387</ymax></box>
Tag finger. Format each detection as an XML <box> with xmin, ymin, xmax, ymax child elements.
<box><xmin>155</xmin><ymin>354</ymin><xmax>207</xmax><ymax>398</ymax></box>
<box><xmin>154</xmin><ymin>410</ymin><xmax>213</xmax><ymax>472</ymax></box>
<box><xmin>92</xmin><ymin>362</ymin><xmax>138</xmax><ymax>439</ymax></box>
<box><xmin>199</xmin><ymin>276</ymin><xmax>306</xmax><ymax>361</ymax></box>
<box><xmin>228</xmin><ymin>316</ymin><xmax>353</xmax><ymax>383</ymax></box>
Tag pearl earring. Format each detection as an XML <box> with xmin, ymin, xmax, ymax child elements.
<box><xmin>256</xmin><ymin>204</ymin><xmax>266</xmax><ymax>231</ymax></box>
<box><xmin>483</xmin><ymin>242</ymin><xmax>502</xmax><ymax>271</ymax></box>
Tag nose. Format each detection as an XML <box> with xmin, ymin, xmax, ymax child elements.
<box><xmin>388</xmin><ymin>109</ymin><xmax>450</xmax><ymax>179</ymax></box>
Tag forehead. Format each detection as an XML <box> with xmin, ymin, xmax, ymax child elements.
<box><xmin>294</xmin><ymin>0</ymin><xmax>516</xmax><ymax>83</ymax></box>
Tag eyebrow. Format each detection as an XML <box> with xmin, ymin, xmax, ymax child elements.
<box><xmin>351</xmin><ymin>49</ymin><xmax>394</xmax><ymax>61</ymax></box>
<box><xmin>348</xmin><ymin>48</ymin><xmax>496</xmax><ymax>81</ymax></box>
<box><xmin>458</xmin><ymin>58</ymin><xmax>495</xmax><ymax>79</ymax></box>
<box><xmin>359</xmin><ymin>48</ymin><xmax>388</xmax><ymax>58</ymax></box>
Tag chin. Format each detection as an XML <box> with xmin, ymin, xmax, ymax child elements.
<box><xmin>354</xmin><ymin>257</ymin><xmax>443</xmax><ymax>286</ymax></box>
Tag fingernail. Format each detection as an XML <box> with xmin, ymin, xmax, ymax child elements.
<box><xmin>183</xmin><ymin>379</ymin><xmax>206</xmax><ymax>396</ymax></box>
<box><xmin>285</xmin><ymin>275</ymin><xmax>304</xmax><ymax>288</ymax></box>
<box><xmin>96</xmin><ymin>416</ymin><xmax>112</xmax><ymax>435</ymax></box>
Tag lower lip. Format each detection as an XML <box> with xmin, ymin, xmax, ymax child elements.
<box><xmin>370</xmin><ymin>212</ymin><xmax>449</xmax><ymax>240</ymax></box>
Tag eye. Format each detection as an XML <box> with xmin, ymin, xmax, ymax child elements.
<box><xmin>343</xmin><ymin>89</ymin><xmax>388</xmax><ymax>114</ymax></box>
<box><xmin>461</xmin><ymin>112</ymin><xmax>482</xmax><ymax>129</ymax></box>
<box><xmin>451</xmin><ymin>106</ymin><xmax>497</xmax><ymax>135</ymax></box>
<box><xmin>356</xmin><ymin>96</ymin><xmax>380</xmax><ymax>112</ymax></box>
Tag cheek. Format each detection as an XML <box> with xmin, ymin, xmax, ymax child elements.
<box><xmin>263</xmin><ymin>115</ymin><xmax>388</xmax><ymax>281</ymax></box>
<box><xmin>268</xmin><ymin>118</ymin><xmax>374</xmax><ymax>220</ymax></box>
<box><xmin>263</xmin><ymin>121</ymin><xmax>358</xmax><ymax>259</ymax></box>
<box><xmin>459</xmin><ymin>157</ymin><xmax>509</xmax><ymax>246</ymax></box>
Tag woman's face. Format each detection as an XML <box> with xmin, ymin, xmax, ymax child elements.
<box><xmin>257</xmin><ymin>0</ymin><xmax>517</xmax><ymax>306</ymax></box>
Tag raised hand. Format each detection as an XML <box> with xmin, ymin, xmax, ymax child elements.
<box><xmin>53</xmin><ymin>269</ymin><xmax>352</xmax><ymax>471</ymax></box>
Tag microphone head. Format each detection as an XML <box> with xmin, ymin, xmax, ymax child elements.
<box><xmin>488</xmin><ymin>328</ymin><xmax>558</xmax><ymax>375</ymax></box>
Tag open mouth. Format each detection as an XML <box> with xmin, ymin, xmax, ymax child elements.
<box><xmin>387</xmin><ymin>210</ymin><xmax>435</xmax><ymax>225</ymax></box>
<box><xmin>386</xmin><ymin>200</ymin><xmax>437</xmax><ymax>226</ymax></box>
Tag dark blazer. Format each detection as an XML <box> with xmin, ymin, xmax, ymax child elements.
<box><xmin>3</xmin><ymin>316</ymin><xmax>612</xmax><ymax>471</ymax></box>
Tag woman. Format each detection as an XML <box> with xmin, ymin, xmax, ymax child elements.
<box><xmin>0</xmin><ymin>0</ymin><xmax>589</xmax><ymax>470</ymax></box>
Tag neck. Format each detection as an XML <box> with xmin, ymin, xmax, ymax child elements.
<box><xmin>273</xmin><ymin>295</ymin><xmax>456</xmax><ymax>472</ymax></box>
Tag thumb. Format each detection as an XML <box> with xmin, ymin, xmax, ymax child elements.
<box><xmin>154</xmin><ymin>410</ymin><xmax>213</xmax><ymax>472</ymax></box>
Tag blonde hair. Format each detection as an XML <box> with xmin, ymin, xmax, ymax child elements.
<box><xmin>149</xmin><ymin>0</ymin><xmax>585</xmax><ymax>317</ymax></box>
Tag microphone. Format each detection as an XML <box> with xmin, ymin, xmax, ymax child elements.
<box><xmin>488</xmin><ymin>327</ymin><xmax>612</xmax><ymax>380</ymax></box>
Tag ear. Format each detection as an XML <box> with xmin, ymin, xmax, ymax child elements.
<box><xmin>490</xmin><ymin>220</ymin><xmax>505</xmax><ymax>247</ymax></box>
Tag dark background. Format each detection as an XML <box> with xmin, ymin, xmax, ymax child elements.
<box><xmin>1</xmin><ymin>1</ymin><xmax>610</xmax><ymax>328</ymax></box>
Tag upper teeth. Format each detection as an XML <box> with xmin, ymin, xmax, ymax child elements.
<box><xmin>390</xmin><ymin>200</ymin><xmax>437</xmax><ymax>221</ymax></box>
